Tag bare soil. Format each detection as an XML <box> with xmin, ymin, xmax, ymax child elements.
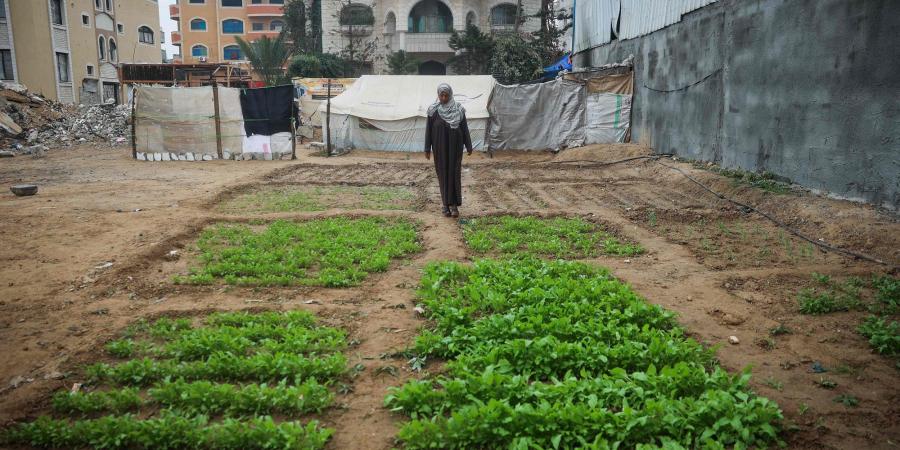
<box><xmin>0</xmin><ymin>143</ymin><xmax>898</xmax><ymax>449</ymax></box>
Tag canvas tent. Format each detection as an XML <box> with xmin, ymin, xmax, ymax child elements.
<box><xmin>318</xmin><ymin>75</ymin><xmax>495</xmax><ymax>152</ymax></box>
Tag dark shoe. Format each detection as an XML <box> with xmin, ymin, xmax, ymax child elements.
<box><xmin>450</xmin><ymin>206</ymin><xmax>460</xmax><ymax>217</ymax></box>
<box><xmin>442</xmin><ymin>206</ymin><xmax>451</xmax><ymax>217</ymax></box>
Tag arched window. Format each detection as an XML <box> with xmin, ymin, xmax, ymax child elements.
<box><xmin>269</xmin><ymin>20</ymin><xmax>284</xmax><ymax>31</ymax></box>
<box><xmin>491</xmin><ymin>4</ymin><xmax>517</xmax><ymax>28</ymax></box>
<box><xmin>222</xmin><ymin>19</ymin><xmax>244</xmax><ymax>34</ymax></box>
<box><xmin>138</xmin><ymin>26</ymin><xmax>155</xmax><ymax>44</ymax></box>
<box><xmin>466</xmin><ymin>11</ymin><xmax>476</xmax><ymax>27</ymax></box>
<box><xmin>191</xmin><ymin>45</ymin><xmax>208</xmax><ymax>57</ymax></box>
<box><xmin>339</xmin><ymin>5</ymin><xmax>374</xmax><ymax>26</ymax></box>
<box><xmin>223</xmin><ymin>45</ymin><xmax>243</xmax><ymax>60</ymax></box>
<box><xmin>108</xmin><ymin>38</ymin><xmax>118</xmax><ymax>62</ymax></box>
<box><xmin>407</xmin><ymin>0</ymin><xmax>452</xmax><ymax>33</ymax></box>
<box><xmin>384</xmin><ymin>12</ymin><xmax>396</xmax><ymax>34</ymax></box>
<box><xmin>105</xmin><ymin>0</ymin><xmax>112</xmax><ymax>12</ymax></box>
<box><xmin>190</xmin><ymin>18</ymin><xmax>207</xmax><ymax>31</ymax></box>
<box><xmin>98</xmin><ymin>36</ymin><xmax>106</xmax><ymax>60</ymax></box>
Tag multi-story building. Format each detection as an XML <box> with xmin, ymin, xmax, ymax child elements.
<box><xmin>321</xmin><ymin>0</ymin><xmax>540</xmax><ymax>75</ymax></box>
<box><xmin>169</xmin><ymin>0</ymin><xmax>286</xmax><ymax>64</ymax></box>
<box><xmin>0</xmin><ymin>0</ymin><xmax>162</xmax><ymax>104</ymax></box>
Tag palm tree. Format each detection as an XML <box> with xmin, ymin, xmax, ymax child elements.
<box><xmin>235</xmin><ymin>34</ymin><xmax>292</xmax><ymax>86</ymax></box>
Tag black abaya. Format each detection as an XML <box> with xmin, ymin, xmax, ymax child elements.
<box><xmin>424</xmin><ymin>112</ymin><xmax>473</xmax><ymax>207</ymax></box>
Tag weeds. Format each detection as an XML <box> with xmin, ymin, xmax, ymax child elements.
<box><xmin>711</xmin><ymin>167</ymin><xmax>793</xmax><ymax>195</ymax></box>
<box><xmin>763</xmin><ymin>378</ymin><xmax>784</xmax><ymax>391</ymax></box>
<box><xmin>385</xmin><ymin>258</ymin><xmax>782</xmax><ymax>448</ymax></box>
<box><xmin>178</xmin><ymin>218</ymin><xmax>421</xmax><ymax>287</ymax></box>
<box><xmin>858</xmin><ymin>316</ymin><xmax>899</xmax><ymax>356</ymax></box>
<box><xmin>769</xmin><ymin>324</ymin><xmax>791</xmax><ymax>336</ymax></box>
<box><xmin>833</xmin><ymin>394</ymin><xmax>859</xmax><ymax>408</ymax></box>
<box><xmin>798</xmin><ymin>273</ymin><xmax>862</xmax><ymax>314</ymax></box>
<box><xmin>462</xmin><ymin>215</ymin><xmax>644</xmax><ymax>258</ymax></box>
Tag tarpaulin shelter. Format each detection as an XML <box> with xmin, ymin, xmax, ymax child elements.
<box><xmin>318</xmin><ymin>75</ymin><xmax>495</xmax><ymax>152</ymax></box>
<box><xmin>542</xmin><ymin>54</ymin><xmax>572</xmax><ymax>79</ymax></box>
<box><xmin>488</xmin><ymin>69</ymin><xmax>634</xmax><ymax>151</ymax></box>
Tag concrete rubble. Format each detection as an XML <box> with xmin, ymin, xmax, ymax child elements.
<box><xmin>0</xmin><ymin>82</ymin><xmax>131</xmax><ymax>154</ymax></box>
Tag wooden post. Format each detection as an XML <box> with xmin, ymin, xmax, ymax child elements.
<box><xmin>212</xmin><ymin>82</ymin><xmax>224</xmax><ymax>159</ymax></box>
<box><xmin>131</xmin><ymin>87</ymin><xmax>138</xmax><ymax>159</ymax></box>
<box><xmin>326</xmin><ymin>78</ymin><xmax>332</xmax><ymax>157</ymax></box>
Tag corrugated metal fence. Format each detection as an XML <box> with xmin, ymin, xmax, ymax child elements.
<box><xmin>574</xmin><ymin>0</ymin><xmax>717</xmax><ymax>53</ymax></box>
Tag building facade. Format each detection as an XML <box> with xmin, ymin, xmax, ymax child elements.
<box><xmin>0</xmin><ymin>0</ymin><xmax>162</xmax><ymax>104</ymax></box>
<box><xmin>169</xmin><ymin>0</ymin><xmax>286</xmax><ymax>64</ymax></box>
<box><xmin>321</xmin><ymin>0</ymin><xmax>540</xmax><ymax>75</ymax></box>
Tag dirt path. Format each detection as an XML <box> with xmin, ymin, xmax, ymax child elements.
<box><xmin>0</xmin><ymin>144</ymin><xmax>897</xmax><ymax>449</ymax></box>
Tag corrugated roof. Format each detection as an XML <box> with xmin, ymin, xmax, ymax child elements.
<box><xmin>573</xmin><ymin>0</ymin><xmax>718</xmax><ymax>53</ymax></box>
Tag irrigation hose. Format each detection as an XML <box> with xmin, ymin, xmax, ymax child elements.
<box><xmin>653</xmin><ymin>159</ymin><xmax>890</xmax><ymax>267</ymax></box>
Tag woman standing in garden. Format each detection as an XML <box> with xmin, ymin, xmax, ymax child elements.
<box><xmin>424</xmin><ymin>83</ymin><xmax>473</xmax><ymax>218</ymax></box>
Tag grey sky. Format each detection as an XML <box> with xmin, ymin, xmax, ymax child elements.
<box><xmin>157</xmin><ymin>0</ymin><xmax>178</xmax><ymax>59</ymax></box>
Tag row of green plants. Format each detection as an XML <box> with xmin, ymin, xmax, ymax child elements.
<box><xmin>798</xmin><ymin>273</ymin><xmax>899</xmax><ymax>363</ymax></box>
<box><xmin>175</xmin><ymin>217</ymin><xmax>421</xmax><ymax>287</ymax></box>
<box><xmin>462</xmin><ymin>215</ymin><xmax>644</xmax><ymax>258</ymax></box>
<box><xmin>218</xmin><ymin>185</ymin><xmax>417</xmax><ymax>214</ymax></box>
<box><xmin>385</xmin><ymin>258</ymin><xmax>783</xmax><ymax>448</ymax></box>
<box><xmin>2</xmin><ymin>311</ymin><xmax>346</xmax><ymax>449</ymax></box>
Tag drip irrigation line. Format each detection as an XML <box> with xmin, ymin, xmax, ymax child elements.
<box><xmin>530</xmin><ymin>154</ymin><xmax>672</xmax><ymax>167</ymax></box>
<box><xmin>654</xmin><ymin>159</ymin><xmax>889</xmax><ymax>267</ymax></box>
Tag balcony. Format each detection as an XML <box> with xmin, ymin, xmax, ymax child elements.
<box><xmin>171</xmin><ymin>31</ymin><xmax>182</xmax><ymax>45</ymax></box>
<box><xmin>169</xmin><ymin>4</ymin><xmax>179</xmax><ymax>19</ymax></box>
<box><xmin>246</xmin><ymin>4</ymin><xmax>284</xmax><ymax>17</ymax></box>
<box><xmin>405</xmin><ymin>33</ymin><xmax>452</xmax><ymax>53</ymax></box>
<box><xmin>248</xmin><ymin>30</ymin><xmax>281</xmax><ymax>39</ymax></box>
<box><xmin>339</xmin><ymin>24</ymin><xmax>373</xmax><ymax>36</ymax></box>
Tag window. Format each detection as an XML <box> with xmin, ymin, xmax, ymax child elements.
<box><xmin>0</xmin><ymin>0</ymin><xmax>6</xmax><ymax>19</ymax></box>
<box><xmin>105</xmin><ymin>0</ymin><xmax>112</xmax><ymax>12</ymax></box>
<box><xmin>0</xmin><ymin>50</ymin><xmax>12</xmax><ymax>80</ymax></box>
<box><xmin>407</xmin><ymin>0</ymin><xmax>451</xmax><ymax>33</ymax></box>
<box><xmin>108</xmin><ymin>39</ymin><xmax>117</xmax><ymax>62</ymax></box>
<box><xmin>340</xmin><ymin>5</ymin><xmax>374</xmax><ymax>26</ymax></box>
<box><xmin>56</xmin><ymin>52</ymin><xmax>70</xmax><ymax>82</ymax></box>
<box><xmin>95</xmin><ymin>0</ymin><xmax>102</xmax><ymax>9</ymax></box>
<box><xmin>82</xmin><ymin>14</ymin><xmax>90</xmax><ymax>26</ymax></box>
<box><xmin>270</xmin><ymin>0</ymin><xmax>284</xmax><ymax>4</ymax></box>
<box><xmin>138</xmin><ymin>26</ymin><xmax>154</xmax><ymax>44</ymax></box>
<box><xmin>222</xmin><ymin>19</ymin><xmax>243</xmax><ymax>33</ymax></box>
<box><xmin>252</xmin><ymin>22</ymin><xmax>264</xmax><ymax>31</ymax></box>
<box><xmin>491</xmin><ymin>4</ymin><xmax>517</xmax><ymax>27</ymax></box>
<box><xmin>223</xmin><ymin>45</ymin><xmax>242</xmax><ymax>60</ymax></box>
<box><xmin>189</xmin><ymin>0</ymin><xmax>205</xmax><ymax>3</ymax></box>
<box><xmin>221</xmin><ymin>0</ymin><xmax>242</xmax><ymax>6</ymax></box>
<box><xmin>98</xmin><ymin>36</ymin><xmax>106</xmax><ymax>60</ymax></box>
<box><xmin>190</xmin><ymin>18</ymin><xmax>207</xmax><ymax>30</ymax></box>
<box><xmin>86</xmin><ymin>64</ymin><xmax>94</xmax><ymax>76</ymax></box>
<box><xmin>191</xmin><ymin>45</ymin><xmax>208</xmax><ymax>57</ymax></box>
<box><xmin>466</xmin><ymin>11</ymin><xmax>476</xmax><ymax>27</ymax></box>
<box><xmin>270</xmin><ymin>20</ymin><xmax>284</xmax><ymax>31</ymax></box>
<box><xmin>50</xmin><ymin>0</ymin><xmax>64</xmax><ymax>25</ymax></box>
<box><xmin>251</xmin><ymin>0</ymin><xmax>262</xmax><ymax>3</ymax></box>
<box><xmin>117</xmin><ymin>23</ymin><xmax>124</xmax><ymax>34</ymax></box>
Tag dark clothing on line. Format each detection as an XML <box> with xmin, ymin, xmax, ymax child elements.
<box><xmin>240</xmin><ymin>85</ymin><xmax>295</xmax><ymax>136</ymax></box>
<box><xmin>424</xmin><ymin>112</ymin><xmax>473</xmax><ymax>207</ymax></box>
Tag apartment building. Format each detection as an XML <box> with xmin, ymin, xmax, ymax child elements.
<box><xmin>0</xmin><ymin>0</ymin><xmax>162</xmax><ymax>104</ymax></box>
<box><xmin>321</xmin><ymin>0</ymin><xmax>540</xmax><ymax>74</ymax></box>
<box><xmin>169</xmin><ymin>0</ymin><xmax>286</xmax><ymax>64</ymax></box>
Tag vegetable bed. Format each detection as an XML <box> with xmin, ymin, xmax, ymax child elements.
<box><xmin>2</xmin><ymin>311</ymin><xmax>345</xmax><ymax>450</ymax></box>
<box><xmin>177</xmin><ymin>217</ymin><xmax>421</xmax><ymax>287</ymax></box>
<box><xmin>217</xmin><ymin>185</ymin><xmax>418</xmax><ymax>214</ymax></box>
<box><xmin>386</xmin><ymin>258</ymin><xmax>782</xmax><ymax>448</ymax></box>
<box><xmin>462</xmin><ymin>216</ymin><xmax>644</xmax><ymax>258</ymax></box>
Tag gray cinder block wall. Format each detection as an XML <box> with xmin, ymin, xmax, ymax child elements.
<box><xmin>575</xmin><ymin>0</ymin><xmax>900</xmax><ymax>210</ymax></box>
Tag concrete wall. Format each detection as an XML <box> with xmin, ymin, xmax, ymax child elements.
<box><xmin>575</xmin><ymin>0</ymin><xmax>900</xmax><ymax>210</ymax></box>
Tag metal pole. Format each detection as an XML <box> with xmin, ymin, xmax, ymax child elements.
<box><xmin>326</xmin><ymin>78</ymin><xmax>332</xmax><ymax>156</ymax></box>
<box><xmin>131</xmin><ymin>87</ymin><xmax>138</xmax><ymax>159</ymax></box>
<box><xmin>212</xmin><ymin>82</ymin><xmax>224</xmax><ymax>159</ymax></box>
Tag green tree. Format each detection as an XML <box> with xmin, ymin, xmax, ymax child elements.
<box><xmin>288</xmin><ymin>54</ymin><xmax>322</xmax><ymax>77</ymax></box>
<box><xmin>530</xmin><ymin>0</ymin><xmax>571</xmax><ymax>64</ymax></box>
<box><xmin>309</xmin><ymin>0</ymin><xmax>322</xmax><ymax>52</ymax></box>
<box><xmin>235</xmin><ymin>35</ymin><xmax>292</xmax><ymax>86</ymax></box>
<box><xmin>387</xmin><ymin>51</ymin><xmax>420</xmax><ymax>74</ymax></box>
<box><xmin>490</xmin><ymin>34</ymin><xmax>541</xmax><ymax>84</ymax></box>
<box><xmin>447</xmin><ymin>24</ymin><xmax>494</xmax><ymax>75</ymax></box>
<box><xmin>284</xmin><ymin>0</ymin><xmax>313</xmax><ymax>54</ymax></box>
<box><xmin>319</xmin><ymin>53</ymin><xmax>352</xmax><ymax>77</ymax></box>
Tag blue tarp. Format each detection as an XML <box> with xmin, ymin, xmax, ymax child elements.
<box><xmin>542</xmin><ymin>54</ymin><xmax>572</xmax><ymax>78</ymax></box>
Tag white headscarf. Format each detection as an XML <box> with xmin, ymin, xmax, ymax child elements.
<box><xmin>427</xmin><ymin>83</ymin><xmax>465</xmax><ymax>129</ymax></box>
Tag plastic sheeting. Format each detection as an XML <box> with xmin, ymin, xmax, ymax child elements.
<box><xmin>585</xmin><ymin>93</ymin><xmax>632</xmax><ymax>144</ymax></box>
<box><xmin>325</xmin><ymin>114</ymin><xmax>488</xmax><ymax>153</ymax></box>
<box><xmin>487</xmin><ymin>79</ymin><xmax>586</xmax><ymax>151</ymax></box>
<box><xmin>317</xmin><ymin>75</ymin><xmax>494</xmax><ymax>152</ymax></box>
<box><xmin>135</xmin><ymin>86</ymin><xmax>218</xmax><ymax>158</ymax></box>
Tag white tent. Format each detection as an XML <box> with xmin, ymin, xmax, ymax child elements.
<box><xmin>317</xmin><ymin>75</ymin><xmax>496</xmax><ymax>152</ymax></box>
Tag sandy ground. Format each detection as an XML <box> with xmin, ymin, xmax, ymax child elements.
<box><xmin>0</xmin><ymin>143</ymin><xmax>898</xmax><ymax>449</ymax></box>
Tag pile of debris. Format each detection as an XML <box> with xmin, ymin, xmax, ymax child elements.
<box><xmin>0</xmin><ymin>82</ymin><xmax>131</xmax><ymax>157</ymax></box>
